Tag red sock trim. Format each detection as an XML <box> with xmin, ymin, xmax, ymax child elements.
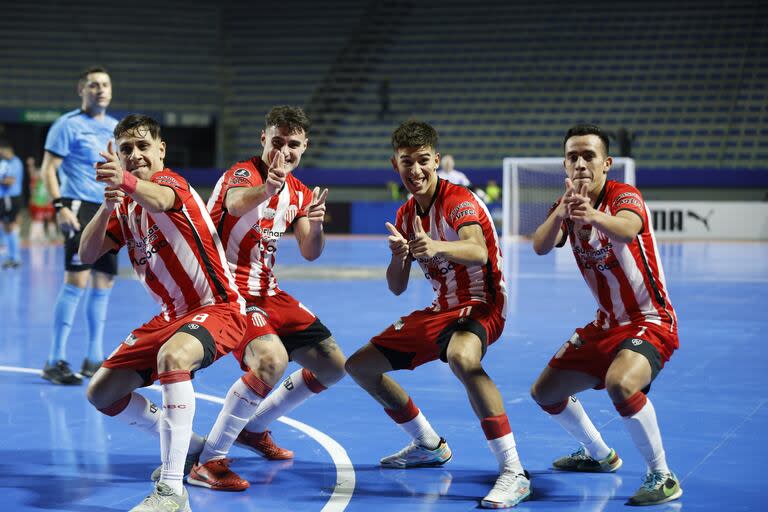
<box><xmin>99</xmin><ymin>394</ymin><xmax>131</xmax><ymax>417</ymax></box>
<box><xmin>158</xmin><ymin>370</ymin><xmax>191</xmax><ymax>385</ymax></box>
<box><xmin>615</xmin><ymin>391</ymin><xmax>648</xmax><ymax>417</ymax></box>
<box><xmin>539</xmin><ymin>399</ymin><xmax>569</xmax><ymax>415</ymax></box>
<box><xmin>480</xmin><ymin>414</ymin><xmax>512</xmax><ymax>440</ymax></box>
<box><xmin>241</xmin><ymin>372</ymin><xmax>272</xmax><ymax>398</ymax></box>
<box><xmin>384</xmin><ymin>397</ymin><xmax>420</xmax><ymax>424</ymax></box>
<box><xmin>301</xmin><ymin>368</ymin><xmax>327</xmax><ymax>394</ymax></box>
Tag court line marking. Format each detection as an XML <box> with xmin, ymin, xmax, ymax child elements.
<box><xmin>0</xmin><ymin>365</ymin><xmax>355</xmax><ymax>512</ymax></box>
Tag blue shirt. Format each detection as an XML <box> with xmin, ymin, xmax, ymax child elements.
<box><xmin>44</xmin><ymin>109</ymin><xmax>118</xmax><ymax>203</ymax></box>
<box><xmin>0</xmin><ymin>155</ymin><xmax>24</xmax><ymax>198</ymax></box>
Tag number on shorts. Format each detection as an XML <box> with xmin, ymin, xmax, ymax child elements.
<box><xmin>192</xmin><ymin>313</ymin><xmax>209</xmax><ymax>323</ymax></box>
<box><xmin>458</xmin><ymin>305</ymin><xmax>473</xmax><ymax>317</ymax></box>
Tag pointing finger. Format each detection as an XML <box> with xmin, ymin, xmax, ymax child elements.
<box><xmin>385</xmin><ymin>222</ymin><xmax>401</xmax><ymax>238</ymax></box>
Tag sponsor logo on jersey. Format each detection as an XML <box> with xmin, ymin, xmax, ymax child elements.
<box><xmin>154</xmin><ymin>175</ymin><xmax>182</xmax><ymax>188</ymax></box>
<box><xmin>234</xmin><ymin>168</ymin><xmax>251</xmax><ymax>178</ymax></box>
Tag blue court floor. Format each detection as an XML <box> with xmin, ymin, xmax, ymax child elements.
<box><xmin>1</xmin><ymin>237</ymin><xmax>766</xmax><ymax>511</ymax></box>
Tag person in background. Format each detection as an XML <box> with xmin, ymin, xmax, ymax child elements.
<box><xmin>0</xmin><ymin>138</ymin><xmax>24</xmax><ymax>268</ymax></box>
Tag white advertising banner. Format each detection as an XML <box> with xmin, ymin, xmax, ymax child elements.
<box><xmin>646</xmin><ymin>201</ymin><xmax>768</xmax><ymax>240</ymax></box>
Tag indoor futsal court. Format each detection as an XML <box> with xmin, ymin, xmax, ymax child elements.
<box><xmin>1</xmin><ymin>236</ymin><xmax>765</xmax><ymax>511</ymax></box>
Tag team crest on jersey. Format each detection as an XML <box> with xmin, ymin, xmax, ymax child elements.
<box><xmin>285</xmin><ymin>205</ymin><xmax>298</xmax><ymax>224</ymax></box>
<box><xmin>393</xmin><ymin>318</ymin><xmax>405</xmax><ymax>331</ymax></box>
<box><xmin>234</xmin><ymin>168</ymin><xmax>251</xmax><ymax>178</ymax></box>
<box><xmin>263</xmin><ymin>207</ymin><xmax>276</xmax><ymax>219</ymax></box>
<box><xmin>124</xmin><ymin>333</ymin><xmax>138</xmax><ymax>346</ymax></box>
<box><xmin>577</xmin><ymin>225</ymin><xmax>592</xmax><ymax>241</ymax></box>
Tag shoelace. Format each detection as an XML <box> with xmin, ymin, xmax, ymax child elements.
<box><xmin>493</xmin><ymin>471</ymin><xmax>526</xmax><ymax>491</ymax></box>
<box><xmin>641</xmin><ymin>471</ymin><xmax>669</xmax><ymax>490</ymax></box>
<box><xmin>568</xmin><ymin>446</ymin><xmax>592</xmax><ymax>460</ymax></box>
<box><xmin>393</xmin><ymin>442</ymin><xmax>422</xmax><ymax>458</ymax></box>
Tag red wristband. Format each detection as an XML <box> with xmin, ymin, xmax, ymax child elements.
<box><xmin>120</xmin><ymin>171</ymin><xmax>138</xmax><ymax>194</ymax></box>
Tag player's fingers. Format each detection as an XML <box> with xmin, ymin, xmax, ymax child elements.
<box><xmin>414</xmin><ymin>219</ymin><xmax>426</xmax><ymax>234</ymax></box>
<box><xmin>385</xmin><ymin>221</ymin><xmax>401</xmax><ymax>237</ymax></box>
<box><xmin>580</xmin><ymin>182</ymin><xmax>588</xmax><ymax>197</ymax></box>
<box><xmin>316</xmin><ymin>188</ymin><xmax>329</xmax><ymax>205</ymax></box>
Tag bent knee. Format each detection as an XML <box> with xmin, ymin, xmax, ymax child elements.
<box><xmin>605</xmin><ymin>376</ymin><xmax>640</xmax><ymax>401</ymax></box>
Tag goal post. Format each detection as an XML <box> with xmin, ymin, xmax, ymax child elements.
<box><xmin>502</xmin><ymin>157</ymin><xmax>635</xmax><ymax>242</ymax></box>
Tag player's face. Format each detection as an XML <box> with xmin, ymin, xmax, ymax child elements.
<box><xmin>79</xmin><ymin>72</ymin><xmax>112</xmax><ymax>112</ymax></box>
<box><xmin>564</xmin><ymin>134</ymin><xmax>612</xmax><ymax>195</ymax></box>
<box><xmin>117</xmin><ymin>128</ymin><xmax>166</xmax><ymax>179</ymax></box>
<box><xmin>261</xmin><ymin>125</ymin><xmax>308</xmax><ymax>172</ymax></box>
<box><xmin>392</xmin><ymin>146</ymin><xmax>440</xmax><ymax>198</ymax></box>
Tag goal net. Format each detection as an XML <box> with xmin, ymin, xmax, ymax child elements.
<box><xmin>501</xmin><ymin>157</ymin><xmax>635</xmax><ymax>241</ymax></box>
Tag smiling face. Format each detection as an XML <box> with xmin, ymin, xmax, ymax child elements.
<box><xmin>392</xmin><ymin>145</ymin><xmax>440</xmax><ymax>201</ymax></box>
<box><xmin>564</xmin><ymin>134</ymin><xmax>612</xmax><ymax>197</ymax></box>
<box><xmin>117</xmin><ymin>126</ymin><xmax>166</xmax><ymax>180</ymax></box>
<box><xmin>261</xmin><ymin>125</ymin><xmax>308</xmax><ymax>172</ymax></box>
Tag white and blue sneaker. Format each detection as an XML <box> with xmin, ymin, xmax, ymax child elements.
<box><xmin>380</xmin><ymin>437</ymin><xmax>452</xmax><ymax>468</ymax></box>
<box><xmin>480</xmin><ymin>469</ymin><xmax>531</xmax><ymax>509</ymax></box>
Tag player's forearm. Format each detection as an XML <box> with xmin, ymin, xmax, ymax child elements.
<box><xmin>130</xmin><ymin>180</ymin><xmax>176</xmax><ymax>212</ymax></box>
<box><xmin>533</xmin><ymin>212</ymin><xmax>565</xmax><ymax>255</ymax></box>
<box><xmin>299</xmin><ymin>224</ymin><xmax>325</xmax><ymax>261</ymax></box>
<box><xmin>226</xmin><ymin>185</ymin><xmax>270</xmax><ymax>217</ymax></box>
<box><xmin>590</xmin><ymin>212</ymin><xmax>640</xmax><ymax>244</ymax></box>
<box><xmin>386</xmin><ymin>256</ymin><xmax>411</xmax><ymax>295</ymax></box>
<box><xmin>41</xmin><ymin>154</ymin><xmax>62</xmax><ymax>199</ymax></box>
<box><xmin>435</xmin><ymin>240</ymin><xmax>488</xmax><ymax>266</ymax></box>
<box><xmin>79</xmin><ymin>205</ymin><xmax>112</xmax><ymax>264</ymax></box>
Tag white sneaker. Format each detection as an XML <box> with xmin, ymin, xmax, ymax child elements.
<box><xmin>380</xmin><ymin>438</ymin><xmax>452</xmax><ymax>468</ymax></box>
<box><xmin>129</xmin><ymin>482</ymin><xmax>191</xmax><ymax>511</ymax></box>
<box><xmin>480</xmin><ymin>469</ymin><xmax>531</xmax><ymax>509</ymax></box>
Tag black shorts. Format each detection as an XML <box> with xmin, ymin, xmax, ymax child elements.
<box><xmin>62</xmin><ymin>198</ymin><xmax>118</xmax><ymax>274</ymax></box>
<box><xmin>0</xmin><ymin>196</ymin><xmax>22</xmax><ymax>223</ymax></box>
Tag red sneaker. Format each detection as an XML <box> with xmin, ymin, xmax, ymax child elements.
<box><xmin>188</xmin><ymin>458</ymin><xmax>250</xmax><ymax>491</ymax></box>
<box><xmin>235</xmin><ymin>429</ymin><xmax>294</xmax><ymax>460</ymax></box>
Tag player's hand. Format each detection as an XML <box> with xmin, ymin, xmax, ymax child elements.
<box><xmin>56</xmin><ymin>206</ymin><xmax>80</xmax><ymax>235</ymax></box>
<box><xmin>385</xmin><ymin>221</ymin><xmax>409</xmax><ymax>260</ymax></box>
<box><xmin>408</xmin><ymin>219</ymin><xmax>437</xmax><ymax>260</ymax></box>
<box><xmin>307</xmin><ymin>186</ymin><xmax>329</xmax><ymax>224</ymax></box>
<box><xmin>265</xmin><ymin>151</ymin><xmax>288</xmax><ymax>196</ymax></box>
<box><xmin>567</xmin><ymin>182</ymin><xmax>598</xmax><ymax>225</ymax></box>
<box><xmin>553</xmin><ymin>178</ymin><xmax>576</xmax><ymax>220</ymax></box>
<box><xmin>104</xmin><ymin>185</ymin><xmax>125</xmax><ymax>206</ymax></box>
<box><xmin>95</xmin><ymin>141</ymin><xmax>126</xmax><ymax>188</ymax></box>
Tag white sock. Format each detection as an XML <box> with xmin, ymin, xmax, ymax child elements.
<box><xmin>549</xmin><ymin>397</ymin><xmax>612</xmax><ymax>460</ymax></box>
<box><xmin>488</xmin><ymin>432</ymin><xmax>524</xmax><ymax>474</ymax></box>
<box><xmin>159</xmin><ymin>378</ymin><xmax>196</xmax><ymax>495</ymax></box>
<box><xmin>244</xmin><ymin>369</ymin><xmax>323</xmax><ymax>433</ymax></box>
<box><xmin>622</xmin><ymin>397</ymin><xmax>670</xmax><ymax>473</ymax></box>
<box><xmin>201</xmin><ymin>378</ymin><xmax>265</xmax><ymax>463</ymax></box>
<box><xmin>398</xmin><ymin>411</ymin><xmax>441</xmax><ymax>449</ymax></box>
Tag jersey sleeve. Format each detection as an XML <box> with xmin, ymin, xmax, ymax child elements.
<box><xmin>151</xmin><ymin>170</ymin><xmax>189</xmax><ymax>210</ymax></box>
<box><xmin>292</xmin><ymin>178</ymin><xmax>314</xmax><ymax>222</ymax></box>
<box><xmin>444</xmin><ymin>188</ymin><xmax>482</xmax><ymax>231</ymax></box>
<box><xmin>394</xmin><ymin>204</ymin><xmax>409</xmax><ymax>238</ymax></box>
<box><xmin>222</xmin><ymin>164</ymin><xmax>263</xmax><ymax>194</ymax></box>
<box><xmin>105</xmin><ymin>207</ymin><xmax>126</xmax><ymax>249</ymax></box>
<box><xmin>611</xmin><ymin>185</ymin><xmax>647</xmax><ymax>231</ymax></box>
<box><xmin>44</xmin><ymin>116</ymin><xmax>72</xmax><ymax>158</ymax></box>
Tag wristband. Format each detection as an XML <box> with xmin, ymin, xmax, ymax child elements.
<box><xmin>120</xmin><ymin>171</ymin><xmax>138</xmax><ymax>194</ymax></box>
<box><xmin>52</xmin><ymin>197</ymin><xmax>64</xmax><ymax>212</ymax></box>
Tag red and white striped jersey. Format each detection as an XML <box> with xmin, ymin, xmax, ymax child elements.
<box><xmin>556</xmin><ymin>180</ymin><xmax>677</xmax><ymax>333</ymax></box>
<box><xmin>394</xmin><ymin>179</ymin><xmax>507</xmax><ymax>315</ymax></box>
<box><xmin>106</xmin><ymin>168</ymin><xmax>244</xmax><ymax>321</ymax></box>
<box><xmin>207</xmin><ymin>157</ymin><xmax>313</xmax><ymax>300</ymax></box>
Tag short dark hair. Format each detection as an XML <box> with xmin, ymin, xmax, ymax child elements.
<box><xmin>564</xmin><ymin>123</ymin><xmax>610</xmax><ymax>155</ymax></box>
<box><xmin>391</xmin><ymin>120</ymin><xmax>439</xmax><ymax>151</ymax></box>
<box><xmin>265</xmin><ymin>105</ymin><xmax>310</xmax><ymax>135</ymax></box>
<box><xmin>78</xmin><ymin>65</ymin><xmax>110</xmax><ymax>87</ymax></box>
<box><xmin>114</xmin><ymin>114</ymin><xmax>162</xmax><ymax>141</ymax></box>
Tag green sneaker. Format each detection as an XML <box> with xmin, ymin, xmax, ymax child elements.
<box><xmin>553</xmin><ymin>446</ymin><xmax>622</xmax><ymax>472</ymax></box>
<box><xmin>129</xmin><ymin>482</ymin><xmax>191</xmax><ymax>511</ymax></box>
<box><xmin>628</xmin><ymin>471</ymin><xmax>682</xmax><ymax>506</ymax></box>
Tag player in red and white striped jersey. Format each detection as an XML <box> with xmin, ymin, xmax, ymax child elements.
<box><xmin>530</xmin><ymin>124</ymin><xmax>682</xmax><ymax>506</ymax></box>
<box><xmin>78</xmin><ymin>114</ymin><xmax>248</xmax><ymax>510</ymax></box>
<box><xmin>176</xmin><ymin>106</ymin><xmax>348</xmax><ymax>490</ymax></box>
<box><xmin>345</xmin><ymin>121</ymin><xmax>530</xmax><ymax>509</ymax></box>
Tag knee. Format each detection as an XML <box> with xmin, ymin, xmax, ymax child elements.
<box><xmin>529</xmin><ymin>382</ymin><xmax>543</xmax><ymax>404</ymax></box>
<box><xmin>605</xmin><ymin>374</ymin><xmax>636</xmax><ymax>402</ymax></box>
<box><xmin>86</xmin><ymin>378</ymin><xmax>109</xmax><ymax>410</ymax></box>
<box><xmin>157</xmin><ymin>343</ymin><xmax>196</xmax><ymax>373</ymax></box>
<box><xmin>446</xmin><ymin>349</ymin><xmax>478</xmax><ymax>379</ymax></box>
<box><xmin>252</xmin><ymin>349</ymin><xmax>289</xmax><ymax>379</ymax></box>
<box><xmin>315</xmin><ymin>360</ymin><xmax>347</xmax><ymax>387</ymax></box>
